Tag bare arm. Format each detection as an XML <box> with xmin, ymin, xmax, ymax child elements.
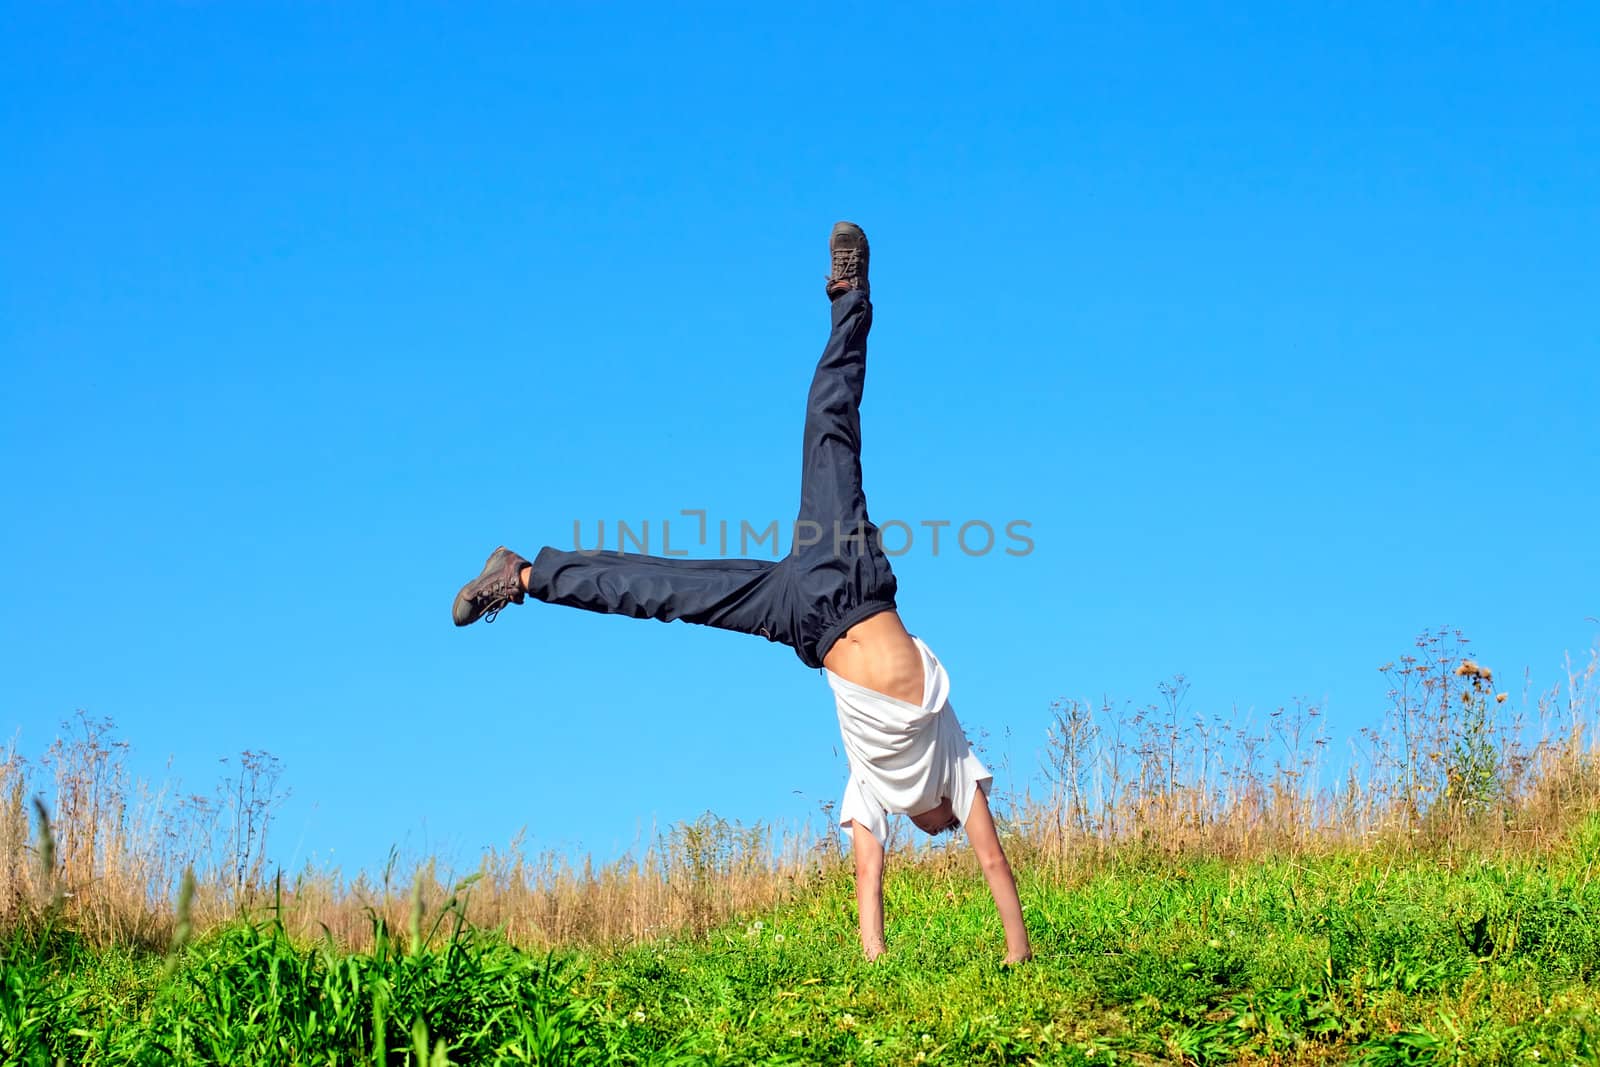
<box><xmin>964</xmin><ymin>785</ymin><xmax>1033</xmax><ymax>964</ymax></box>
<box><xmin>850</xmin><ymin>823</ymin><xmax>887</xmax><ymax>961</ymax></box>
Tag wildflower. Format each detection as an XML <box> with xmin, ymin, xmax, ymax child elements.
<box><xmin>774</xmin><ymin>933</ymin><xmax>786</xmax><ymax>944</ymax></box>
<box><xmin>631</xmin><ymin>1009</ymin><xmax>646</xmax><ymax>1023</ymax></box>
<box><xmin>840</xmin><ymin>1013</ymin><xmax>857</xmax><ymax>1030</ymax></box>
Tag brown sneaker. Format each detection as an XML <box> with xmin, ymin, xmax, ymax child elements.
<box><xmin>824</xmin><ymin>221</ymin><xmax>869</xmax><ymax>300</ymax></box>
<box><xmin>452</xmin><ymin>546</ymin><xmax>529</xmax><ymax>626</ymax></box>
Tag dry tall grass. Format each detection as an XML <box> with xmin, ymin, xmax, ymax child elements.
<box><xmin>5</xmin><ymin>629</ymin><xmax>1598</xmax><ymax>953</ymax></box>
<box><xmin>1021</xmin><ymin>628</ymin><xmax>1600</xmax><ymax>864</ymax></box>
<box><xmin>0</xmin><ymin>715</ymin><xmax>841</xmax><ymax>953</ymax></box>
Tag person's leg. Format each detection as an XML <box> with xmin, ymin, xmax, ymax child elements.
<box><xmin>452</xmin><ymin>544</ymin><xmax>795</xmax><ymax>645</ymax></box>
<box><xmin>795</xmin><ymin>262</ymin><xmax>874</xmax><ymax>539</ymax></box>
<box><xmin>524</xmin><ymin>547</ymin><xmax>791</xmax><ymax>641</ymax></box>
<box><xmin>787</xmin><ymin>224</ymin><xmax>899</xmax><ymax>667</ymax></box>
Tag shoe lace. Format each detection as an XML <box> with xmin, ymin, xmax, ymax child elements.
<box><xmin>477</xmin><ymin>577</ymin><xmax>521</xmax><ymax>624</ymax></box>
<box><xmin>831</xmin><ymin>246</ymin><xmax>860</xmax><ymax>280</ymax></box>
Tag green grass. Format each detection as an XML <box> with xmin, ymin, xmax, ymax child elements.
<box><xmin>9</xmin><ymin>832</ymin><xmax>1600</xmax><ymax>1065</ymax></box>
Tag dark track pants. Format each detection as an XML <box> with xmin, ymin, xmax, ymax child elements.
<box><xmin>524</xmin><ymin>288</ymin><xmax>898</xmax><ymax>669</ymax></box>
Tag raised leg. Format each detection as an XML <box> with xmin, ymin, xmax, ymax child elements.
<box><xmin>524</xmin><ymin>546</ymin><xmax>793</xmax><ymax>642</ymax></box>
<box><xmin>784</xmin><ymin>226</ymin><xmax>899</xmax><ymax>668</ymax></box>
<box><xmin>795</xmin><ymin>287</ymin><xmax>876</xmax><ymax>541</ymax></box>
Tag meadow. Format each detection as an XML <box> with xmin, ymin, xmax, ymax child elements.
<box><xmin>5</xmin><ymin>628</ymin><xmax>1600</xmax><ymax>1065</ymax></box>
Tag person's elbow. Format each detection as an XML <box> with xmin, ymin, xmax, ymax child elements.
<box><xmin>977</xmin><ymin>847</ymin><xmax>1012</xmax><ymax>879</ymax></box>
<box><xmin>851</xmin><ymin>829</ymin><xmax>885</xmax><ymax>876</ymax></box>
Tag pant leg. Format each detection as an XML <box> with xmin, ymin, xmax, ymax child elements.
<box><xmin>795</xmin><ymin>288</ymin><xmax>876</xmax><ymax>535</ymax></box>
<box><xmin>525</xmin><ymin>546</ymin><xmax>797</xmax><ymax>645</ymax></box>
<box><xmin>788</xmin><ymin>288</ymin><xmax>898</xmax><ymax>667</ymax></box>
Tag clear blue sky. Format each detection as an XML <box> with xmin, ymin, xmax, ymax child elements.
<box><xmin>4</xmin><ymin>4</ymin><xmax>1596</xmax><ymax>879</ymax></box>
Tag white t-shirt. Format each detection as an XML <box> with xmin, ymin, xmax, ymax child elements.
<box><xmin>826</xmin><ymin>637</ymin><xmax>993</xmax><ymax>844</ymax></box>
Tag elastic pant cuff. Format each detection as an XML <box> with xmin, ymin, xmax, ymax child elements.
<box><xmin>813</xmin><ymin>599</ymin><xmax>898</xmax><ymax>668</ymax></box>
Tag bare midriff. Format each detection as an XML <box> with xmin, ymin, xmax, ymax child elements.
<box><xmin>821</xmin><ymin>608</ymin><xmax>924</xmax><ymax>706</ymax></box>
